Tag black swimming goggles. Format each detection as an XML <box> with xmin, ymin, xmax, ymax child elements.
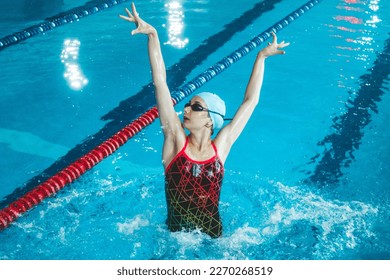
<box><xmin>184</xmin><ymin>102</ymin><xmax>232</xmax><ymax>120</ymax></box>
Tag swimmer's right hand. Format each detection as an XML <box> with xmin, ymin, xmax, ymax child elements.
<box><xmin>259</xmin><ymin>32</ymin><xmax>290</xmax><ymax>57</ymax></box>
<box><xmin>119</xmin><ymin>2</ymin><xmax>156</xmax><ymax>36</ymax></box>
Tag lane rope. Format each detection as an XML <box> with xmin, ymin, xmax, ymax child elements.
<box><xmin>0</xmin><ymin>0</ymin><xmax>131</xmax><ymax>52</ymax></box>
<box><xmin>0</xmin><ymin>0</ymin><xmax>323</xmax><ymax>230</ymax></box>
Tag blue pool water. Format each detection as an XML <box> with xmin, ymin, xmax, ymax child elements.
<box><xmin>0</xmin><ymin>0</ymin><xmax>389</xmax><ymax>260</ymax></box>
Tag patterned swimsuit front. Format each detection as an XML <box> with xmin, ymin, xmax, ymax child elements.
<box><xmin>165</xmin><ymin>137</ymin><xmax>224</xmax><ymax>238</ymax></box>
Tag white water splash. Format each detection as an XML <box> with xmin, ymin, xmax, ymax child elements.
<box><xmin>218</xmin><ymin>224</ymin><xmax>263</xmax><ymax>260</ymax></box>
<box><xmin>171</xmin><ymin>229</ymin><xmax>205</xmax><ymax>256</ymax></box>
<box><xmin>59</xmin><ymin>227</ymin><xmax>66</xmax><ymax>243</ymax></box>
<box><xmin>117</xmin><ymin>215</ymin><xmax>150</xmax><ymax>235</ymax></box>
<box><xmin>263</xmin><ymin>182</ymin><xmax>378</xmax><ymax>253</ymax></box>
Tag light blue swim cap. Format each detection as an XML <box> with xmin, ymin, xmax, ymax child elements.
<box><xmin>196</xmin><ymin>92</ymin><xmax>226</xmax><ymax>130</ymax></box>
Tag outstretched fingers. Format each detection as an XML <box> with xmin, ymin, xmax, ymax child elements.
<box><xmin>278</xmin><ymin>42</ymin><xmax>290</xmax><ymax>54</ymax></box>
<box><xmin>271</xmin><ymin>32</ymin><xmax>290</xmax><ymax>54</ymax></box>
<box><xmin>271</xmin><ymin>31</ymin><xmax>277</xmax><ymax>44</ymax></box>
<box><xmin>119</xmin><ymin>3</ymin><xmax>144</xmax><ymax>35</ymax></box>
<box><xmin>278</xmin><ymin>41</ymin><xmax>290</xmax><ymax>48</ymax></box>
<box><xmin>131</xmin><ymin>2</ymin><xmax>140</xmax><ymax>21</ymax></box>
<box><xmin>118</xmin><ymin>2</ymin><xmax>139</xmax><ymax>21</ymax></box>
<box><xmin>119</xmin><ymin>8</ymin><xmax>134</xmax><ymax>22</ymax></box>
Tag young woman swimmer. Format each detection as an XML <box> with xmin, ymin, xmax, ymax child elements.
<box><xmin>120</xmin><ymin>3</ymin><xmax>289</xmax><ymax>238</ymax></box>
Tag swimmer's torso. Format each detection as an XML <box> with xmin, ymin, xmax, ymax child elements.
<box><xmin>164</xmin><ymin>138</ymin><xmax>224</xmax><ymax>238</ymax></box>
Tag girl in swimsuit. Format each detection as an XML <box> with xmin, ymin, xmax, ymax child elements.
<box><xmin>120</xmin><ymin>3</ymin><xmax>289</xmax><ymax>238</ymax></box>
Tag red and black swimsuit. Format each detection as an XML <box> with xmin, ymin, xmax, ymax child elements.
<box><xmin>165</xmin><ymin>137</ymin><xmax>224</xmax><ymax>238</ymax></box>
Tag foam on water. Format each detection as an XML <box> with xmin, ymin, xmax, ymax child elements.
<box><xmin>258</xmin><ymin>181</ymin><xmax>378</xmax><ymax>259</ymax></box>
<box><xmin>117</xmin><ymin>215</ymin><xmax>150</xmax><ymax>235</ymax></box>
<box><xmin>0</xmin><ymin>159</ymin><xmax>382</xmax><ymax>259</ymax></box>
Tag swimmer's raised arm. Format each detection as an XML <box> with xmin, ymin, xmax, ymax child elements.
<box><xmin>120</xmin><ymin>3</ymin><xmax>185</xmax><ymax>165</ymax></box>
<box><xmin>215</xmin><ymin>32</ymin><xmax>289</xmax><ymax>163</ymax></box>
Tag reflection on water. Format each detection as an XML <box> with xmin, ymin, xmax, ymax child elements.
<box><xmin>366</xmin><ymin>15</ymin><xmax>381</xmax><ymax>27</ymax></box>
<box><xmin>368</xmin><ymin>0</ymin><xmax>380</xmax><ymax>12</ymax></box>
<box><xmin>60</xmin><ymin>39</ymin><xmax>88</xmax><ymax>91</ymax></box>
<box><xmin>163</xmin><ymin>1</ymin><xmax>189</xmax><ymax>48</ymax></box>
<box><xmin>305</xmin><ymin>0</ymin><xmax>389</xmax><ymax>186</ymax></box>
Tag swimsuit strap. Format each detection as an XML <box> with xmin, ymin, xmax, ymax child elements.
<box><xmin>165</xmin><ymin>136</ymin><xmax>189</xmax><ymax>174</ymax></box>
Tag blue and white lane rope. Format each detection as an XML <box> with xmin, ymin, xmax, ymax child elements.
<box><xmin>171</xmin><ymin>0</ymin><xmax>323</xmax><ymax>103</ymax></box>
<box><xmin>0</xmin><ymin>0</ymin><xmax>131</xmax><ymax>51</ymax></box>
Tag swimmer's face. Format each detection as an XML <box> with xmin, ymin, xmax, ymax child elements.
<box><xmin>183</xmin><ymin>96</ymin><xmax>212</xmax><ymax>131</ymax></box>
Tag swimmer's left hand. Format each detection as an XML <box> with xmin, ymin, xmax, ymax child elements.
<box><xmin>259</xmin><ymin>32</ymin><xmax>290</xmax><ymax>57</ymax></box>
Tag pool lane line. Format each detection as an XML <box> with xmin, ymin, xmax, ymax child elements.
<box><xmin>0</xmin><ymin>0</ymin><xmax>284</xmax><ymax>210</ymax></box>
<box><xmin>0</xmin><ymin>0</ymin><xmax>132</xmax><ymax>52</ymax></box>
<box><xmin>0</xmin><ymin>0</ymin><xmax>324</xmax><ymax>230</ymax></box>
<box><xmin>304</xmin><ymin>34</ymin><xmax>390</xmax><ymax>186</ymax></box>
